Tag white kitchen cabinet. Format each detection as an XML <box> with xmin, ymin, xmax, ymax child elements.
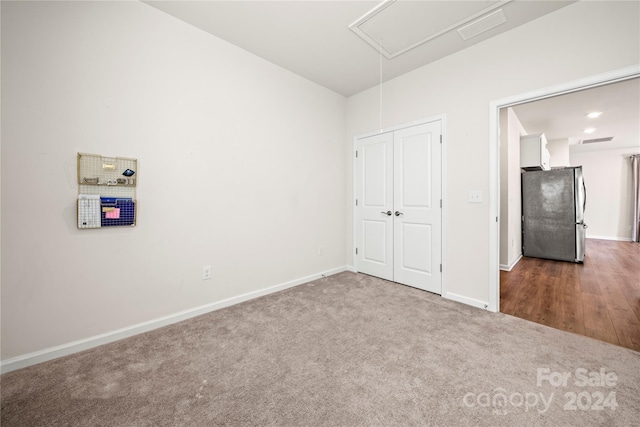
<box><xmin>520</xmin><ymin>133</ymin><xmax>550</xmax><ymax>170</ymax></box>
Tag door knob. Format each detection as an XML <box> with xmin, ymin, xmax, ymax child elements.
<box><xmin>395</xmin><ymin>211</ymin><xmax>404</xmax><ymax>216</ymax></box>
<box><xmin>381</xmin><ymin>211</ymin><xmax>392</xmax><ymax>216</ymax></box>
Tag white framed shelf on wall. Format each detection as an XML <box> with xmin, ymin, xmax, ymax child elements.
<box><xmin>77</xmin><ymin>152</ymin><xmax>137</xmax><ymax>229</ymax></box>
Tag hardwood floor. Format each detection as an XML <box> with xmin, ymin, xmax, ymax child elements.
<box><xmin>501</xmin><ymin>239</ymin><xmax>640</xmax><ymax>352</ymax></box>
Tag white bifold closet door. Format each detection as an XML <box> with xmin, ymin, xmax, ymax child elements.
<box><xmin>355</xmin><ymin>121</ymin><xmax>442</xmax><ymax>294</ymax></box>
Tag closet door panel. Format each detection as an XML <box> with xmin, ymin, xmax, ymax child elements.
<box><xmin>355</xmin><ymin>132</ymin><xmax>394</xmax><ymax>281</ymax></box>
<box><xmin>393</xmin><ymin>122</ymin><xmax>442</xmax><ymax>294</ymax></box>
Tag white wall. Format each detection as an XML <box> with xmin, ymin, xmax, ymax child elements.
<box><xmin>570</xmin><ymin>148</ymin><xmax>640</xmax><ymax>240</ymax></box>
<box><xmin>1</xmin><ymin>1</ymin><xmax>347</xmax><ymax>361</ymax></box>
<box><xmin>346</xmin><ymin>1</ymin><xmax>639</xmax><ymax>306</ymax></box>
<box><xmin>499</xmin><ymin>108</ymin><xmax>526</xmax><ymax>270</ymax></box>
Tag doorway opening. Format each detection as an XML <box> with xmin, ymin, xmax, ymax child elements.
<box><xmin>489</xmin><ymin>65</ymin><xmax>640</xmax><ymax>350</ymax></box>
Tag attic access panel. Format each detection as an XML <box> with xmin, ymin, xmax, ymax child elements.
<box><xmin>349</xmin><ymin>0</ymin><xmax>510</xmax><ymax>58</ymax></box>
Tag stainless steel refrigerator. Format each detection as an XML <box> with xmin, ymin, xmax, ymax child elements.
<box><xmin>521</xmin><ymin>167</ymin><xmax>587</xmax><ymax>263</ymax></box>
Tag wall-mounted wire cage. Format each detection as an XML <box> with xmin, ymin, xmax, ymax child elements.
<box><xmin>77</xmin><ymin>153</ymin><xmax>137</xmax><ymax>229</ymax></box>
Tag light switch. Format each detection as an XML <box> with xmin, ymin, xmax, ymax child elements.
<box><xmin>468</xmin><ymin>190</ymin><xmax>483</xmax><ymax>203</ymax></box>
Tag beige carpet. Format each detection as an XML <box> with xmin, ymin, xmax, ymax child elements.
<box><xmin>2</xmin><ymin>272</ymin><xmax>639</xmax><ymax>426</ymax></box>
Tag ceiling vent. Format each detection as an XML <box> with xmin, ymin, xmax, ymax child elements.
<box><xmin>581</xmin><ymin>137</ymin><xmax>614</xmax><ymax>144</ymax></box>
<box><xmin>349</xmin><ymin>0</ymin><xmax>511</xmax><ymax>59</ymax></box>
<box><xmin>457</xmin><ymin>9</ymin><xmax>507</xmax><ymax>40</ymax></box>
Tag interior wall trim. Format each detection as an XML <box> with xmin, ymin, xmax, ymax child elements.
<box><xmin>586</xmin><ymin>235</ymin><xmax>633</xmax><ymax>242</ymax></box>
<box><xmin>499</xmin><ymin>253</ymin><xmax>523</xmax><ymax>272</ymax></box>
<box><xmin>442</xmin><ymin>291</ymin><xmax>489</xmax><ymax>311</ymax></box>
<box><xmin>0</xmin><ymin>266</ymin><xmax>350</xmax><ymax>374</ymax></box>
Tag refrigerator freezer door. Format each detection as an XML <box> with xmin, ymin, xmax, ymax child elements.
<box><xmin>522</xmin><ymin>169</ymin><xmax>577</xmax><ymax>262</ymax></box>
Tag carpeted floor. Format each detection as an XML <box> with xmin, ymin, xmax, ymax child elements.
<box><xmin>2</xmin><ymin>271</ymin><xmax>639</xmax><ymax>426</ymax></box>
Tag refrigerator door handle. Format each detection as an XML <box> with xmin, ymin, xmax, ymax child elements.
<box><xmin>583</xmin><ymin>179</ymin><xmax>587</xmax><ymax>213</ymax></box>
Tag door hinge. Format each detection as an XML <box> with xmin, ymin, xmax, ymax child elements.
<box><xmin>355</xmin><ymin>248</ymin><xmax>358</xmax><ymax>255</ymax></box>
<box><xmin>355</xmin><ymin>150</ymin><xmax>358</xmax><ymax>158</ymax></box>
<box><xmin>440</xmin><ymin>199</ymin><xmax>442</xmax><ymax>208</ymax></box>
<box><xmin>355</xmin><ymin>199</ymin><xmax>358</xmax><ymax>206</ymax></box>
<box><xmin>440</xmin><ymin>264</ymin><xmax>442</xmax><ymax>272</ymax></box>
<box><xmin>440</xmin><ymin>135</ymin><xmax>442</xmax><ymax>144</ymax></box>
<box><xmin>522</xmin><ymin>215</ymin><xmax>524</xmax><ymax>221</ymax></box>
<box><xmin>496</xmin><ymin>216</ymin><xmax>498</xmax><ymax>223</ymax></box>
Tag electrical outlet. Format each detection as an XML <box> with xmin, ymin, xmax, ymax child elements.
<box><xmin>468</xmin><ymin>190</ymin><xmax>483</xmax><ymax>203</ymax></box>
<box><xmin>318</xmin><ymin>245</ymin><xmax>324</xmax><ymax>256</ymax></box>
<box><xmin>202</xmin><ymin>266</ymin><xmax>212</xmax><ymax>280</ymax></box>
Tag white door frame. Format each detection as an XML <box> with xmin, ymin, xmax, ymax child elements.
<box><xmin>488</xmin><ymin>65</ymin><xmax>640</xmax><ymax>313</ymax></box>
<box><xmin>353</xmin><ymin>114</ymin><xmax>447</xmax><ymax>295</ymax></box>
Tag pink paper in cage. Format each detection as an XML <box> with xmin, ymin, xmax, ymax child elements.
<box><xmin>106</xmin><ymin>208</ymin><xmax>120</xmax><ymax>219</ymax></box>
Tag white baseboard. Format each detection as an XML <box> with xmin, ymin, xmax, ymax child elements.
<box><xmin>500</xmin><ymin>254</ymin><xmax>523</xmax><ymax>271</ymax></box>
<box><xmin>587</xmin><ymin>235</ymin><xmax>632</xmax><ymax>242</ymax></box>
<box><xmin>0</xmin><ymin>266</ymin><xmax>350</xmax><ymax>374</ymax></box>
<box><xmin>443</xmin><ymin>291</ymin><xmax>492</xmax><ymax>312</ymax></box>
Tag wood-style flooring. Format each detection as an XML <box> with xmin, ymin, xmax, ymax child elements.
<box><xmin>500</xmin><ymin>239</ymin><xmax>640</xmax><ymax>352</ymax></box>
